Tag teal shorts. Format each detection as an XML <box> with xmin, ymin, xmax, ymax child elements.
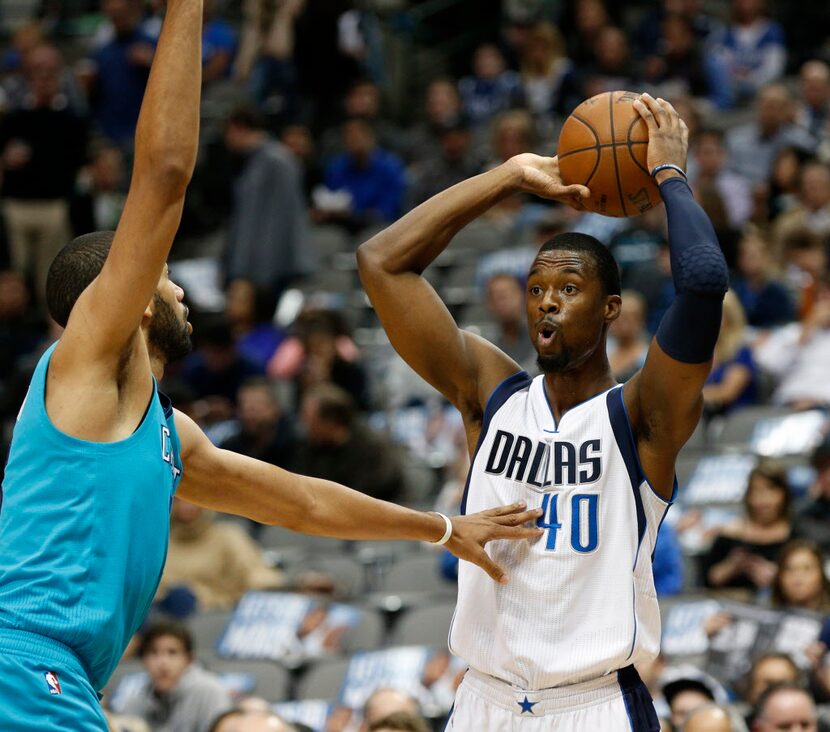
<box><xmin>0</xmin><ymin>629</ymin><xmax>108</xmax><ymax>731</ymax></box>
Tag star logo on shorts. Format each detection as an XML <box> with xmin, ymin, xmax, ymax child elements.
<box><xmin>518</xmin><ymin>696</ymin><xmax>537</xmax><ymax>714</ymax></box>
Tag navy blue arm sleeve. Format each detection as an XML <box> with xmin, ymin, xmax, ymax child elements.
<box><xmin>654</xmin><ymin>177</ymin><xmax>728</xmax><ymax>364</ymax></box>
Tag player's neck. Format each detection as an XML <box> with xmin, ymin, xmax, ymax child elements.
<box><xmin>542</xmin><ymin>356</ymin><xmax>616</xmax><ymax>423</ymax></box>
<box><xmin>148</xmin><ymin>353</ymin><xmax>166</xmax><ymax>382</ymax></box>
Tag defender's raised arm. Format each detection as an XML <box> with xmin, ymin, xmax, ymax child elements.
<box><xmin>60</xmin><ymin>0</ymin><xmax>202</xmax><ymax>357</ymax></box>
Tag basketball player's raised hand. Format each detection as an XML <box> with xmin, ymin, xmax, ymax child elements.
<box><xmin>445</xmin><ymin>502</ymin><xmax>544</xmax><ymax>584</ymax></box>
<box><xmin>508</xmin><ymin>153</ymin><xmax>590</xmax><ymax>209</ymax></box>
<box><xmin>632</xmin><ymin>93</ymin><xmax>689</xmax><ymax>178</ymax></box>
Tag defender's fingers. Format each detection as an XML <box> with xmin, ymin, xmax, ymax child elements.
<box><xmin>472</xmin><ymin>549</ymin><xmax>509</xmax><ymax>585</ymax></box>
<box><xmin>481</xmin><ymin>501</ymin><xmax>528</xmax><ymax>518</ymax></box>
<box><xmin>492</xmin><ymin>508</ymin><xmax>543</xmax><ymax>526</ymax></box>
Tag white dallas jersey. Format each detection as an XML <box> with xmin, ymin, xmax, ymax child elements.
<box><xmin>449</xmin><ymin>372</ymin><xmax>673</xmax><ymax>691</ymax></box>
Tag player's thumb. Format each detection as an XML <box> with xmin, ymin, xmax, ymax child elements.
<box><xmin>564</xmin><ymin>184</ymin><xmax>590</xmax><ymax>199</ymax></box>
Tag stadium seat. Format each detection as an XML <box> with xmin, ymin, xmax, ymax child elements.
<box><xmin>309</xmin><ymin>225</ymin><xmax>351</xmax><ymax>258</ymax></box>
<box><xmin>382</xmin><ymin>554</ymin><xmax>455</xmax><ymax>595</ymax></box>
<box><xmin>296</xmin><ymin>657</ymin><xmax>351</xmax><ymax>700</ymax></box>
<box><xmin>207</xmin><ymin>658</ymin><xmax>291</xmax><ymax>702</ymax></box>
<box><xmin>341</xmin><ymin>607</ymin><xmax>386</xmax><ymax>652</ymax></box>
<box><xmin>388</xmin><ymin>602</ymin><xmax>457</xmax><ymax>647</ymax></box>
<box><xmin>259</xmin><ymin>525</ymin><xmax>347</xmax><ymax>554</ymax></box>
<box><xmin>188</xmin><ymin>610</ymin><xmax>233</xmax><ymax>658</ymax></box>
<box><xmin>717</xmin><ymin>405</ymin><xmax>792</xmax><ymax>448</ymax></box>
<box><xmin>292</xmin><ymin>554</ymin><xmax>366</xmax><ymax>598</ymax></box>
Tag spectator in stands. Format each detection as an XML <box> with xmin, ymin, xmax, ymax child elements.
<box><xmin>581</xmin><ymin>26</ymin><xmax>638</xmax><ymax>99</ymax></box>
<box><xmin>703</xmin><ymin>291</ymin><xmax>758</xmax><ymax>415</ymax></box>
<box><xmin>83</xmin><ymin>0</ymin><xmax>156</xmax><ymax>146</ymax></box>
<box><xmin>320</xmin><ymin>79</ymin><xmax>404</xmax><ymax>162</ymax></box>
<box><xmin>764</xmin><ymin>146</ymin><xmax>809</xmax><ymax>223</ymax></box>
<box><xmin>234</xmin><ymin>0</ymin><xmax>301</xmax><ymax>111</ymax></box>
<box><xmin>793</xmin><ymin>438</ymin><xmax>830</xmax><ymax>553</ymax></box>
<box><xmin>219</xmin><ymin>378</ymin><xmax>294</xmax><ymax>477</ymax></box>
<box><xmin>156</xmin><ymin>499</ymin><xmax>284</xmax><ymax>614</ymax></box>
<box><xmin>751</xmin><ymin>683</ymin><xmax>817</xmax><ymax>732</ymax></box>
<box><xmin>361</xmin><ymin>689</ymin><xmax>421</xmax><ymax>731</ymax></box>
<box><xmin>368</xmin><ymin>713</ymin><xmax>429</xmax><ymax>732</ymax></box>
<box><xmin>0</xmin><ymin>44</ymin><xmax>88</xmax><ymax>302</ymax></box>
<box><xmin>653</xmin><ymin>521</ymin><xmax>684</xmax><ymax>597</ymax></box>
<box><xmin>726</xmin><ymin>84</ymin><xmax>814</xmax><ymax>187</ymax></box>
<box><xmin>210</xmin><ymin>709</ymin><xmax>294</xmax><ymax>732</ymax></box>
<box><xmin>633</xmin><ymin>0</ymin><xmax>723</xmax><ymax>60</ymax></box>
<box><xmin>0</xmin><ymin>270</ymin><xmax>46</xmax><ymax>382</ymax></box>
<box><xmin>772</xmin><ymin>163</ymin><xmax>830</xmax><ymax>256</ymax></box>
<box><xmin>404</xmin><ymin>78</ymin><xmax>464</xmax><ymax>165</ymax></box>
<box><xmin>490</xmin><ymin>110</ymin><xmax>537</xmax><ymax>167</ymax></box>
<box><xmin>118</xmin><ymin>621</ymin><xmax>233</xmax><ymax>731</ymax></box>
<box><xmin>317</xmin><ymin>118</ymin><xmax>406</xmax><ymax>230</ymax></box>
<box><xmin>518</xmin><ymin>22</ymin><xmax>576</xmax><ymax>120</ymax></box>
<box><xmin>406</xmin><ymin>117</ymin><xmax>482</xmax><ymax>210</ymax></box>
<box><xmin>292</xmin><ymin>384</ymin><xmax>405</xmax><ymax>502</ymax></box>
<box><xmin>201</xmin><ymin>0</ymin><xmax>236</xmax><ymax>85</ymax></box>
<box><xmin>795</xmin><ymin>61</ymin><xmax>830</xmax><ymax>147</ymax></box>
<box><xmin>181</xmin><ymin>315</ymin><xmax>262</xmax><ymax>409</ymax></box>
<box><xmin>565</xmin><ymin>0</ymin><xmax>612</xmax><ymax>66</ymax></box>
<box><xmin>663</xmin><ymin>677</ymin><xmax>717</xmax><ymax>731</ymax></box>
<box><xmin>771</xmin><ymin>540</ymin><xmax>830</xmax><ymax>615</ymax></box>
<box><xmin>642</xmin><ymin>14</ymin><xmax>731</xmax><ymax>109</ymax></box>
<box><xmin>224</xmin><ymin>106</ymin><xmax>313</xmax><ymax>296</ymax></box>
<box><xmin>106</xmin><ymin>711</ymin><xmax>151</xmax><ymax>732</ymax></box>
<box><xmin>279</xmin><ymin>123</ymin><xmax>323</xmax><ymax>205</ymax></box>
<box><xmin>744</xmin><ymin>653</ymin><xmax>801</xmax><ymax>709</ymax></box>
<box><xmin>710</xmin><ymin>0</ymin><xmax>786</xmax><ymax>104</ymax></box>
<box><xmin>72</xmin><ymin>142</ymin><xmax>127</xmax><ymax>233</ymax></box>
<box><xmin>608</xmin><ymin>206</ymin><xmax>666</xmax><ymax>287</ymax></box>
<box><xmin>224</xmin><ymin>279</ymin><xmax>284</xmax><ymax>370</ymax></box>
<box><xmin>690</xmin><ymin>129</ymin><xmax>752</xmax><ymax>230</ymax></box>
<box><xmin>732</xmin><ymin>228</ymin><xmax>796</xmax><ymax>328</ymax></box>
<box><xmin>626</xmin><ymin>238</ymin><xmax>673</xmax><ymax>334</ymax></box>
<box><xmin>782</xmin><ymin>230</ymin><xmax>828</xmax><ymax>322</ymax></box>
<box><xmin>458</xmin><ymin>44</ymin><xmax>523</xmax><ymax>129</ymax></box>
<box><xmin>754</xmin><ymin>274</ymin><xmax>830</xmax><ymax>407</ymax></box>
<box><xmin>485</xmin><ymin>272</ymin><xmax>536</xmax><ymax>370</ymax></box>
<box><xmin>607</xmin><ymin>289</ymin><xmax>648</xmax><ymax>383</ymax></box>
<box><xmin>703</xmin><ymin>460</ymin><xmax>793</xmax><ymax>595</ymax></box>
<box><xmin>683</xmin><ymin>704</ymin><xmax>746</xmax><ymax>732</ymax></box>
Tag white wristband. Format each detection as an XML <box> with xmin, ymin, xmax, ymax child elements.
<box><xmin>430</xmin><ymin>513</ymin><xmax>453</xmax><ymax>546</ymax></box>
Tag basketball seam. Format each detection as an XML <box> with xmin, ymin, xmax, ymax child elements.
<box><xmin>558</xmin><ymin>141</ymin><xmax>647</xmax><ymax>160</ymax></box>
<box><xmin>626</xmin><ymin>116</ymin><xmax>650</xmax><ymax>177</ymax></box>
<box><xmin>609</xmin><ymin>93</ymin><xmax>628</xmax><ymax>216</ymax></box>
<box><xmin>571</xmin><ymin>114</ymin><xmax>602</xmax><ymax>187</ymax></box>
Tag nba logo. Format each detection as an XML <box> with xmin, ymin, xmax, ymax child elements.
<box><xmin>44</xmin><ymin>671</ymin><xmax>62</xmax><ymax>695</ymax></box>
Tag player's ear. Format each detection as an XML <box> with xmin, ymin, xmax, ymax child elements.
<box><xmin>605</xmin><ymin>294</ymin><xmax>622</xmax><ymax>322</ymax></box>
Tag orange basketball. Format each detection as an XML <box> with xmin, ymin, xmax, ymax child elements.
<box><xmin>557</xmin><ymin>91</ymin><xmax>660</xmax><ymax>218</ymax></box>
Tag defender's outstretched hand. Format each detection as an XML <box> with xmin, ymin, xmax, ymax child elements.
<box><xmin>444</xmin><ymin>502</ymin><xmax>543</xmax><ymax>584</ymax></box>
<box><xmin>633</xmin><ymin>93</ymin><xmax>689</xmax><ymax>179</ymax></box>
<box><xmin>508</xmin><ymin>154</ymin><xmax>590</xmax><ymax>209</ymax></box>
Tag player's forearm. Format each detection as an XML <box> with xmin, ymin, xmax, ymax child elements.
<box><xmin>655</xmin><ymin>177</ymin><xmax>728</xmax><ymax>363</ymax></box>
<box><xmin>289</xmin><ymin>475</ymin><xmax>447</xmax><ymax>542</ymax></box>
<box><xmin>133</xmin><ymin>0</ymin><xmax>202</xmax><ymax>191</ymax></box>
<box><xmin>357</xmin><ymin>162</ymin><xmax>522</xmax><ymax>276</ymax></box>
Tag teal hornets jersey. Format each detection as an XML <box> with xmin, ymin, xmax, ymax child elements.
<box><xmin>0</xmin><ymin>343</ymin><xmax>182</xmax><ymax>690</ymax></box>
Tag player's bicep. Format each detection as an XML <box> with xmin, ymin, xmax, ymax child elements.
<box><xmin>628</xmin><ymin>338</ymin><xmax>709</xmax><ymax>451</ymax></box>
<box><xmin>66</xmin><ymin>177</ymin><xmax>187</xmax><ymax>357</ymax></box>
<box><xmin>359</xmin><ymin>263</ymin><xmax>518</xmax><ymax>411</ymax></box>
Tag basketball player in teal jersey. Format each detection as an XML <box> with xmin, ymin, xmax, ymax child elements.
<box><xmin>0</xmin><ymin>2</ymin><xmax>542</xmax><ymax>729</ymax></box>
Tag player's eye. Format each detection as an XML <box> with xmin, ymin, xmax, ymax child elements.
<box><xmin>529</xmin><ymin>286</ymin><xmax>543</xmax><ymax>296</ymax></box>
<box><xmin>563</xmin><ymin>285</ymin><xmax>578</xmax><ymax>295</ymax></box>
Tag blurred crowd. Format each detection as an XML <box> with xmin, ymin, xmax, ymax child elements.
<box><xmin>2</xmin><ymin>0</ymin><xmax>830</xmax><ymax>730</ymax></box>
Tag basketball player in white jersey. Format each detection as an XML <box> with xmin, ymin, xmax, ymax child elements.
<box><xmin>357</xmin><ymin>95</ymin><xmax>727</xmax><ymax>730</ymax></box>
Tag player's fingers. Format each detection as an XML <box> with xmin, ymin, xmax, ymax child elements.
<box><xmin>492</xmin><ymin>508</ymin><xmax>543</xmax><ymax>526</ymax></box>
<box><xmin>560</xmin><ymin>183</ymin><xmax>590</xmax><ymax>199</ymax></box>
<box><xmin>491</xmin><ymin>524</ymin><xmax>545</xmax><ymax>541</ymax></box>
<box><xmin>479</xmin><ymin>501</ymin><xmax>528</xmax><ymax>518</ymax></box>
<box><xmin>471</xmin><ymin>548</ymin><xmax>509</xmax><ymax>584</ymax></box>
<box><xmin>656</xmin><ymin>97</ymin><xmax>678</xmax><ymax>129</ymax></box>
<box><xmin>633</xmin><ymin>97</ymin><xmax>658</xmax><ymax>132</ymax></box>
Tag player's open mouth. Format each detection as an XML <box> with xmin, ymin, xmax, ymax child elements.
<box><xmin>537</xmin><ymin>327</ymin><xmax>558</xmax><ymax>348</ymax></box>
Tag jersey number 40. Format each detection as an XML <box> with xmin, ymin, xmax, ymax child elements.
<box><xmin>536</xmin><ymin>493</ymin><xmax>599</xmax><ymax>553</ymax></box>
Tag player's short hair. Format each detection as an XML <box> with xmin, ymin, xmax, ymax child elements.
<box><xmin>138</xmin><ymin>619</ymin><xmax>194</xmax><ymax>658</ymax></box>
<box><xmin>45</xmin><ymin>231</ymin><xmax>114</xmax><ymax>327</ymax></box>
<box><xmin>368</xmin><ymin>712</ymin><xmax>430</xmax><ymax>732</ymax></box>
<box><xmin>536</xmin><ymin>233</ymin><xmax>621</xmax><ymax>296</ymax></box>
